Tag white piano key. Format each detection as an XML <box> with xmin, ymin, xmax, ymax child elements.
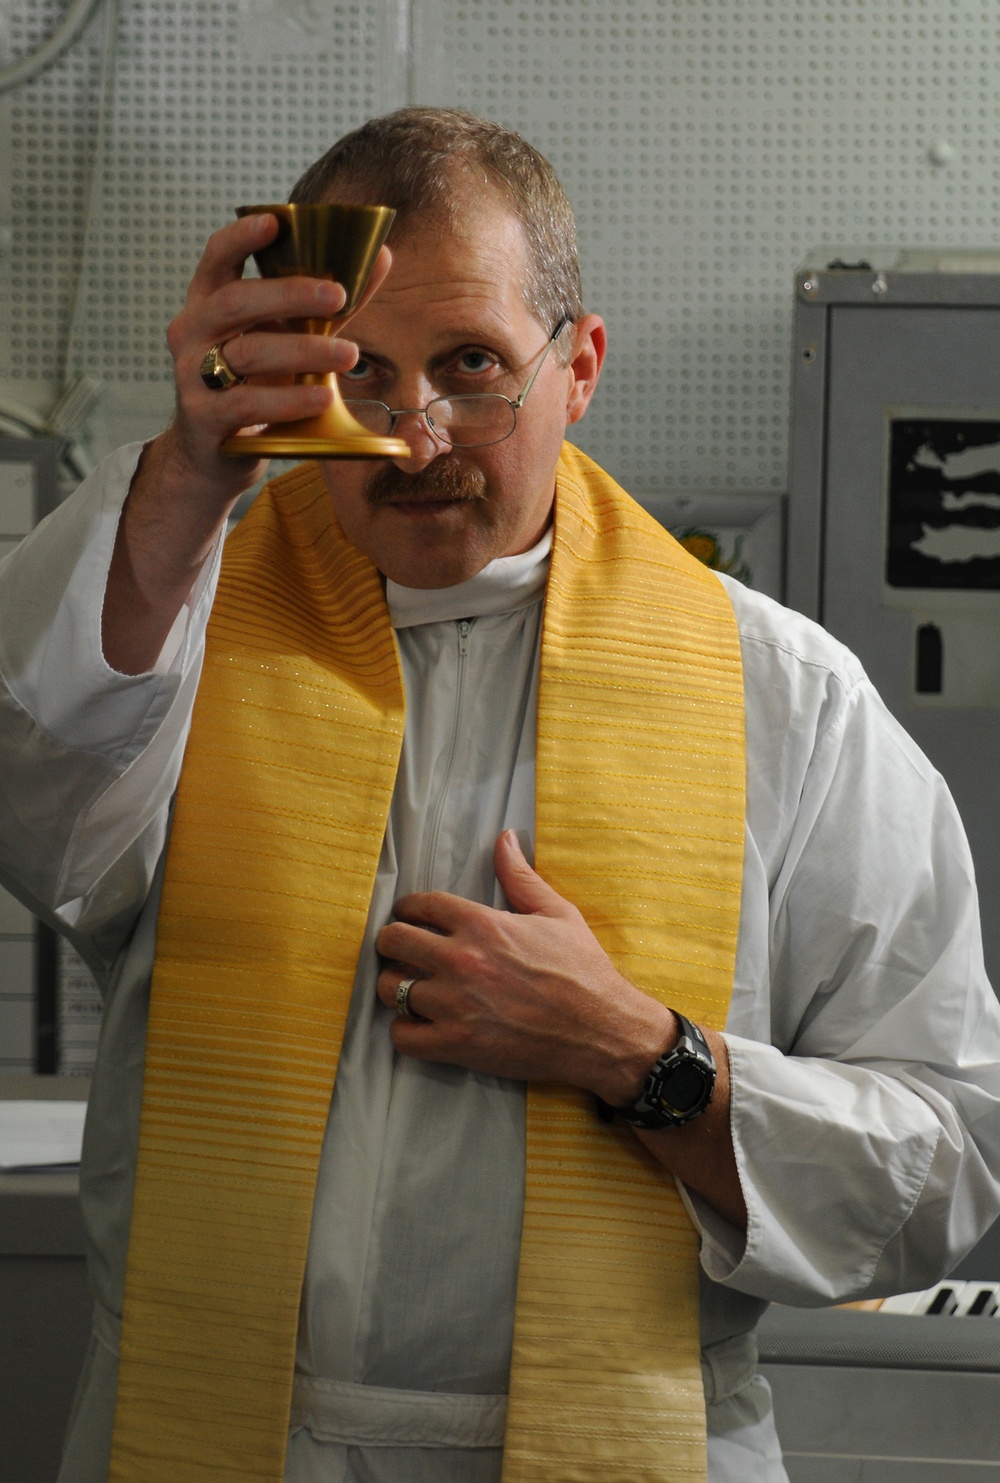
<box><xmin>879</xmin><ymin>1290</ymin><xmax>929</xmax><ymax>1315</ymax></box>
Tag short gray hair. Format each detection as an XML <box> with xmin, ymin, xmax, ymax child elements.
<box><xmin>290</xmin><ymin>107</ymin><xmax>584</xmax><ymax>340</ymax></box>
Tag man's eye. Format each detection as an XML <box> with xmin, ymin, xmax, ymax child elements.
<box><xmin>342</xmin><ymin>357</ymin><xmax>375</xmax><ymax>381</ymax></box>
<box><xmin>455</xmin><ymin>351</ymin><xmax>497</xmax><ymax>375</ymax></box>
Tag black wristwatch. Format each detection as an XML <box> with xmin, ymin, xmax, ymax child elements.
<box><xmin>596</xmin><ymin>1012</ymin><xmax>716</xmax><ymax>1130</ymax></box>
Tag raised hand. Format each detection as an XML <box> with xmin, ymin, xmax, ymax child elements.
<box><xmin>102</xmin><ymin>212</ymin><xmax>390</xmax><ymax>674</ymax></box>
<box><xmin>164</xmin><ymin>211</ymin><xmax>391</xmax><ymax>499</ymax></box>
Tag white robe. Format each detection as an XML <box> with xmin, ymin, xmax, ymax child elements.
<box><xmin>2</xmin><ymin>443</ymin><xmax>1000</xmax><ymax>1483</ymax></box>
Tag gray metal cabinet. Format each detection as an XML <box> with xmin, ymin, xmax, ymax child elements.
<box><xmin>788</xmin><ymin>254</ymin><xmax>1000</xmax><ymax>993</ymax></box>
<box><xmin>1</xmin><ymin>1078</ymin><xmax>91</xmax><ymax>1483</ymax></box>
<box><xmin>759</xmin><ymin>1305</ymin><xmax>1000</xmax><ymax>1481</ymax></box>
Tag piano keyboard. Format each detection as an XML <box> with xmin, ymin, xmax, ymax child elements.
<box><xmin>850</xmin><ymin>1278</ymin><xmax>1000</xmax><ymax>1317</ymax></box>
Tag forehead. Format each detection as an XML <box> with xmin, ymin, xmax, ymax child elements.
<box><xmin>350</xmin><ymin>198</ymin><xmax>539</xmax><ymax>348</ymax></box>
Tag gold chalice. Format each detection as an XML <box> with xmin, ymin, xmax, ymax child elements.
<box><xmin>221</xmin><ymin>203</ymin><xmax>410</xmax><ymax>459</ymax></box>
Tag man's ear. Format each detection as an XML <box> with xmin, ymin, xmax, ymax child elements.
<box><xmin>565</xmin><ymin>314</ymin><xmax>607</xmax><ymax>426</ymax></box>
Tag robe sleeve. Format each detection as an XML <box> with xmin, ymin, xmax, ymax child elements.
<box><xmin>0</xmin><ymin>443</ymin><xmax>223</xmax><ymax>978</ymax></box>
<box><xmin>684</xmin><ymin>577</ymin><xmax>1000</xmax><ymax>1306</ymax></box>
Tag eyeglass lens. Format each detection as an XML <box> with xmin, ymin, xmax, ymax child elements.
<box><xmin>344</xmin><ymin>395</ymin><xmax>518</xmax><ymax>448</ymax></box>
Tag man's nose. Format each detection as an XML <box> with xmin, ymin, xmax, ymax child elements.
<box><xmin>388</xmin><ymin>407</ymin><xmax>450</xmax><ymax>473</ymax></box>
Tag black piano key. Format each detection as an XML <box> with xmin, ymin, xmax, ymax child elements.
<box><xmin>966</xmin><ymin>1288</ymin><xmax>999</xmax><ymax>1317</ymax></box>
<box><xmin>926</xmin><ymin>1286</ymin><xmax>959</xmax><ymax>1315</ymax></box>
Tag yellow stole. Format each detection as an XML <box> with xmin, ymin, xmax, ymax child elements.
<box><xmin>109</xmin><ymin>442</ymin><xmax>745</xmax><ymax>1483</ymax></box>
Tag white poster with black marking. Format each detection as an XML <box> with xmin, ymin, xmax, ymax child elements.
<box><xmin>886</xmin><ymin>416</ymin><xmax>1000</xmax><ymax>592</ymax></box>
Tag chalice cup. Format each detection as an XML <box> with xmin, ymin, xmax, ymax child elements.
<box><xmin>221</xmin><ymin>203</ymin><xmax>410</xmax><ymax>459</ymax></box>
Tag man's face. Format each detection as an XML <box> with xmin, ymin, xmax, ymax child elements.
<box><xmin>319</xmin><ymin>195</ymin><xmax>604</xmax><ymax>588</ymax></box>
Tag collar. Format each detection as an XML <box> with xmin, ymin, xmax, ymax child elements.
<box><xmin>386</xmin><ymin>526</ymin><xmax>553</xmax><ymax>629</ymax></box>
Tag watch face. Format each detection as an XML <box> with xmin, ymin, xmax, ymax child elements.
<box><xmin>651</xmin><ymin>1058</ymin><xmax>712</xmax><ymax>1116</ymax></box>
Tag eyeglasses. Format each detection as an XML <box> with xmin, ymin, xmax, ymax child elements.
<box><xmin>342</xmin><ymin>318</ymin><xmax>570</xmax><ymax>449</ymax></box>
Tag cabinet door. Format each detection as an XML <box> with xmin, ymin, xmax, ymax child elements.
<box><xmin>823</xmin><ymin>305</ymin><xmax>1000</xmax><ymax>988</ymax></box>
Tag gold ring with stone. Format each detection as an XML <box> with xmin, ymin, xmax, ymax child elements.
<box><xmin>199</xmin><ymin>342</ymin><xmax>244</xmax><ymax>391</ymax></box>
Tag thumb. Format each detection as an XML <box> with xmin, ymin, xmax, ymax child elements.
<box><xmin>493</xmin><ymin>830</ymin><xmax>569</xmax><ymax>917</ymax></box>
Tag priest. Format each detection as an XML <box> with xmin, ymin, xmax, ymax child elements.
<box><xmin>1</xmin><ymin>107</ymin><xmax>999</xmax><ymax>1483</ymax></box>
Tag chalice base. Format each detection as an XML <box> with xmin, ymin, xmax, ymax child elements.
<box><xmin>222</xmin><ymin>427</ymin><xmax>410</xmax><ymax>459</ymax></box>
<box><xmin>222</xmin><ymin>413</ymin><xmax>409</xmax><ymax>460</ymax></box>
<box><xmin>221</xmin><ymin>382</ymin><xmax>410</xmax><ymax>461</ymax></box>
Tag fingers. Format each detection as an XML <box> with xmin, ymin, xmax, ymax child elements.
<box><xmin>387</xmin><ymin>891</ymin><xmax>483</xmax><ymax>935</ymax></box>
<box><xmin>182</xmin><ymin>213</ymin><xmax>348</xmax><ymax>339</ymax></box>
<box><xmin>210</xmin><ymin>329</ymin><xmax>358</xmax><ymax>383</ymax></box>
<box><xmin>178</xmin><ymin>326</ymin><xmax>357</xmax><ymax>450</ymax></box>
<box><xmin>186</xmin><ymin>212</ymin><xmax>346</xmax><ymax>318</ymax></box>
<box><xmin>374</xmin><ymin>895</ymin><xmax>486</xmax><ymax>1036</ymax></box>
<box><xmin>347</xmin><ymin>245</ymin><xmax>393</xmax><ymax>319</ymax></box>
<box><xmin>171</xmin><ymin>340</ymin><xmax>334</xmax><ymax>458</ymax></box>
<box><xmin>376</xmin><ymin>963</ymin><xmax>432</xmax><ymax>1020</ymax></box>
<box><xmin>379</xmin><ymin>838</ymin><xmax>573</xmax><ymax>955</ymax></box>
<box><xmin>178</xmin><ymin>275</ymin><xmax>348</xmax><ymax>353</ymax></box>
<box><xmin>179</xmin><ymin>380</ymin><xmax>331</xmax><ymax>451</ymax></box>
<box><xmin>375</xmin><ymin>918</ymin><xmax>452</xmax><ymax>972</ymax></box>
<box><xmin>493</xmin><ymin>830</ymin><xmax>577</xmax><ymax>918</ymax></box>
<box><xmin>373</xmin><ymin>963</ymin><xmax>482</xmax><ymax>1065</ymax></box>
<box><xmin>168</xmin><ymin>278</ymin><xmax>349</xmax><ymax>393</ymax></box>
<box><xmin>169</xmin><ymin>213</ymin><xmax>354</xmax><ymax>412</ymax></box>
<box><xmin>187</xmin><ymin>210</ymin><xmax>279</xmax><ymax>299</ymax></box>
<box><xmin>160</xmin><ymin>213</ymin><xmax>392</xmax><ymax>493</ymax></box>
<box><xmin>376</xmin><ymin>965</ymin><xmax>429</xmax><ymax>1019</ymax></box>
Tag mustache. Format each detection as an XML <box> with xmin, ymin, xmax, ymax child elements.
<box><xmin>365</xmin><ymin>458</ymin><xmax>488</xmax><ymax>508</ymax></box>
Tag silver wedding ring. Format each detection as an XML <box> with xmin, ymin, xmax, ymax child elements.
<box><xmin>199</xmin><ymin>341</ymin><xmax>244</xmax><ymax>391</ymax></box>
<box><xmin>395</xmin><ymin>975</ymin><xmax>419</xmax><ymax>1019</ymax></box>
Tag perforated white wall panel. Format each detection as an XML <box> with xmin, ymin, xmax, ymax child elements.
<box><xmin>1</xmin><ymin>0</ymin><xmax>103</xmax><ymax>384</ymax></box>
<box><xmin>1</xmin><ymin>0</ymin><xmax>405</xmax><ymax>445</ymax></box>
<box><xmin>4</xmin><ymin>1</ymin><xmax>1000</xmax><ymax>490</ymax></box>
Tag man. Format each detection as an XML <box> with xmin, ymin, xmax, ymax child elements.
<box><xmin>1</xmin><ymin>107</ymin><xmax>999</xmax><ymax>1483</ymax></box>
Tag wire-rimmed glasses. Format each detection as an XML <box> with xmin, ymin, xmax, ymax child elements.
<box><xmin>342</xmin><ymin>318</ymin><xmax>570</xmax><ymax>449</ymax></box>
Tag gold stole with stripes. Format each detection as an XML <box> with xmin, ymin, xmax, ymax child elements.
<box><xmin>108</xmin><ymin>441</ymin><xmax>745</xmax><ymax>1482</ymax></box>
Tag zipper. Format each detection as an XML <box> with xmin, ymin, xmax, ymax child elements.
<box><xmin>419</xmin><ymin>618</ymin><xmax>473</xmax><ymax>891</ymax></box>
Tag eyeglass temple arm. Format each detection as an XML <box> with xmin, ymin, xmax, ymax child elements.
<box><xmin>511</xmin><ymin>317</ymin><xmax>572</xmax><ymax>409</ymax></box>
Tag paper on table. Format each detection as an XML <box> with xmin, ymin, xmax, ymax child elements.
<box><xmin>0</xmin><ymin>1100</ymin><xmax>87</xmax><ymax>1171</ymax></box>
